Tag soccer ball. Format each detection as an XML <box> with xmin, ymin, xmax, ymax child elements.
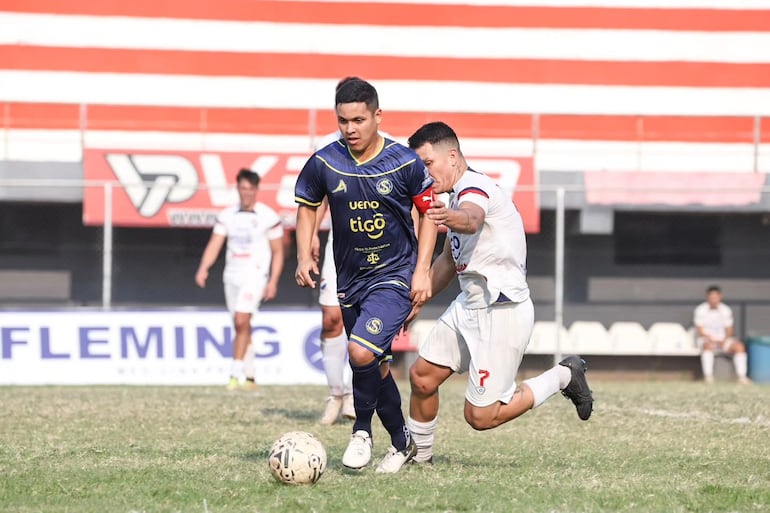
<box><xmin>267</xmin><ymin>431</ymin><xmax>327</xmax><ymax>485</ymax></box>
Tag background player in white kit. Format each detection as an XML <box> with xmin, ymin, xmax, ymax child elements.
<box><xmin>405</xmin><ymin>122</ymin><xmax>593</xmax><ymax>464</ymax></box>
<box><xmin>195</xmin><ymin>168</ymin><xmax>285</xmax><ymax>391</ymax></box>
<box><xmin>694</xmin><ymin>285</ymin><xmax>751</xmax><ymax>384</ymax></box>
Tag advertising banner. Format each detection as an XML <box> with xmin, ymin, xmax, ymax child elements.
<box><xmin>82</xmin><ymin>149</ymin><xmax>539</xmax><ymax>232</ymax></box>
<box><xmin>0</xmin><ymin>310</ymin><xmax>327</xmax><ymax>386</ymax></box>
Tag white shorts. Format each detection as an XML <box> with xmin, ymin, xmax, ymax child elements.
<box><xmin>697</xmin><ymin>336</ymin><xmax>738</xmax><ymax>353</ymax></box>
<box><xmin>318</xmin><ymin>237</ymin><xmax>339</xmax><ymax>307</ymax></box>
<box><xmin>224</xmin><ymin>273</ymin><xmax>267</xmax><ymax>315</ymax></box>
<box><xmin>419</xmin><ymin>297</ymin><xmax>534</xmax><ymax>407</ymax></box>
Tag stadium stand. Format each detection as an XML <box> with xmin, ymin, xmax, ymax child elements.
<box><xmin>648</xmin><ymin>322</ymin><xmax>699</xmax><ymax>356</ymax></box>
<box><xmin>0</xmin><ymin>270</ymin><xmax>71</xmax><ymax>302</ymax></box>
<box><xmin>527</xmin><ymin>321</ymin><xmax>572</xmax><ymax>355</ymax></box>
<box><xmin>608</xmin><ymin>321</ymin><xmax>654</xmax><ymax>355</ymax></box>
<box><xmin>567</xmin><ymin>321</ymin><xmax>614</xmax><ymax>355</ymax></box>
<box><xmin>588</xmin><ymin>277</ymin><xmax>770</xmax><ymax>303</ymax></box>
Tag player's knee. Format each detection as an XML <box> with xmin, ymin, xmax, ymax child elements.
<box><xmin>409</xmin><ymin>365</ymin><xmax>439</xmax><ymax>397</ymax></box>
<box><xmin>233</xmin><ymin>315</ymin><xmax>251</xmax><ymax>333</ymax></box>
<box><xmin>347</xmin><ymin>344</ymin><xmax>374</xmax><ymax>367</ymax></box>
<box><xmin>464</xmin><ymin>406</ymin><xmax>496</xmax><ymax>431</ymax></box>
<box><xmin>321</xmin><ymin>308</ymin><xmax>343</xmax><ymax>338</ymax></box>
<box><xmin>321</xmin><ymin>316</ymin><xmax>343</xmax><ymax>338</ymax></box>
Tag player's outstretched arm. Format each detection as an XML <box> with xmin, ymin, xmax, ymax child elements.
<box><xmin>295</xmin><ymin>205</ymin><xmax>320</xmax><ymax>288</ymax></box>
<box><xmin>263</xmin><ymin>236</ymin><xmax>285</xmax><ymax>301</ymax></box>
<box><xmin>194</xmin><ymin>233</ymin><xmax>226</xmax><ymax>288</ymax></box>
<box><xmin>410</xmin><ymin>211</ymin><xmax>438</xmax><ymax>305</ymax></box>
<box><xmin>311</xmin><ymin>198</ymin><xmax>330</xmax><ymax>263</ymax></box>
<box><xmin>430</xmin><ymin>236</ymin><xmax>457</xmax><ymax>297</ymax></box>
<box><xmin>405</xmin><ymin>236</ymin><xmax>455</xmax><ymax>328</ymax></box>
<box><xmin>427</xmin><ymin>199</ymin><xmax>484</xmax><ymax>235</ymax></box>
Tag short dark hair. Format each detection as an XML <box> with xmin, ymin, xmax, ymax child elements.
<box><xmin>335</xmin><ymin>78</ymin><xmax>379</xmax><ymax>111</ymax></box>
<box><xmin>336</xmin><ymin>76</ymin><xmax>362</xmax><ymax>92</ymax></box>
<box><xmin>408</xmin><ymin>121</ymin><xmax>460</xmax><ymax>150</ymax></box>
<box><xmin>707</xmin><ymin>285</ymin><xmax>722</xmax><ymax>294</ymax></box>
<box><xmin>237</xmin><ymin>168</ymin><xmax>260</xmax><ymax>186</ymax></box>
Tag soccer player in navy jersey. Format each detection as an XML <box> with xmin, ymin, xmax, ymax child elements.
<box><xmin>295</xmin><ymin>78</ymin><xmax>438</xmax><ymax>473</ymax></box>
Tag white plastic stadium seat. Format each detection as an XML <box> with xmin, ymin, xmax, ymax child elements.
<box><xmin>527</xmin><ymin>321</ymin><xmax>571</xmax><ymax>354</ymax></box>
<box><xmin>608</xmin><ymin>321</ymin><xmax>654</xmax><ymax>354</ymax></box>
<box><xmin>648</xmin><ymin>322</ymin><xmax>699</xmax><ymax>356</ymax></box>
<box><xmin>568</xmin><ymin>321</ymin><xmax>613</xmax><ymax>355</ymax></box>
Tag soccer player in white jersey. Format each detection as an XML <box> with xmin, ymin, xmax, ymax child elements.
<box><xmin>195</xmin><ymin>168</ymin><xmax>285</xmax><ymax>391</ymax></box>
<box><xmin>694</xmin><ymin>285</ymin><xmax>751</xmax><ymax>384</ymax></box>
<box><xmin>405</xmin><ymin>122</ymin><xmax>593</xmax><ymax>464</ymax></box>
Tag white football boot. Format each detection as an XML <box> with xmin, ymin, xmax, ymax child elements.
<box><xmin>342</xmin><ymin>430</ymin><xmax>372</xmax><ymax>469</ymax></box>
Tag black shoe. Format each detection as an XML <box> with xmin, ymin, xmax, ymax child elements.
<box><xmin>559</xmin><ymin>355</ymin><xmax>593</xmax><ymax>421</ymax></box>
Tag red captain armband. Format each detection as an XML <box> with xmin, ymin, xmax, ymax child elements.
<box><xmin>412</xmin><ymin>189</ymin><xmax>435</xmax><ymax>214</ymax></box>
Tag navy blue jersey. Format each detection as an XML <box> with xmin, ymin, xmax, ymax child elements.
<box><xmin>295</xmin><ymin>136</ymin><xmax>433</xmax><ymax>301</ymax></box>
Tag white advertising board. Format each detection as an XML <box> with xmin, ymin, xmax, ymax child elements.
<box><xmin>0</xmin><ymin>310</ymin><xmax>326</xmax><ymax>385</ymax></box>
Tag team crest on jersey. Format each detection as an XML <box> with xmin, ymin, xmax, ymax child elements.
<box><xmin>365</xmin><ymin>317</ymin><xmax>383</xmax><ymax>335</ymax></box>
<box><xmin>332</xmin><ymin>179</ymin><xmax>347</xmax><ymax>194</ymax></box>
<box><xmin>376</xmin><ymin>178</ymin><xmax>393</xmax><ymax>196</ymax></box>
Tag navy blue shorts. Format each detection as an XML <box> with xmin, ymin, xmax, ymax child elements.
<box><xmin>341</xmin><ymin>284</ymin><xmax>412</xmax><ymax>360</ymax></box>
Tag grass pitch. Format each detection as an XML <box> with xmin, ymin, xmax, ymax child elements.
<box><xmin>1</xmin><ymin>378</ymin><xmax>768</xmax><ymax>513</ymax></box>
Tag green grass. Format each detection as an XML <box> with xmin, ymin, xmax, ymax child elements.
<box><xmin>1</xmin><ymin>380</ymin><xmax>769</xmax><ymax>513</ymax></box>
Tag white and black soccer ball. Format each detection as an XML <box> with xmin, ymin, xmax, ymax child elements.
<box><xmin>268</xmin><ymin>431</ymin><xmax>327</xmax><ymax>485</ymax></box>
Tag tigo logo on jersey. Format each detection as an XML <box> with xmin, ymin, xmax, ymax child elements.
<box><xmin>349</xmin><ymin>213</ymin><xmax>386</xmax><ymax>240</ymax></box>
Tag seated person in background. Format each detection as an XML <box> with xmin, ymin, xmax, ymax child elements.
<box><xmin>694</xmin><ymin>285</ymin><xmax>751</xmax><ymax>384</ymax></box>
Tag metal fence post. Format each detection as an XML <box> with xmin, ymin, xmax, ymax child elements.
<box><xmin>102</xmin><ymin>182</ymin><xmax>113</xmax><ymax>309</ymax></box>
<box><xmin>554</xmin><ymin>186</ymin><xmax>565</xmax><ymax>364</ymax></box>
<box><xmin>754</xmin><ymin>115</ymin><xmax>761</xmax><ymax>174</ymax></box>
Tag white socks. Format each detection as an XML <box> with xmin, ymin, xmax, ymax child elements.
<box><xmin>230</xmin><ymin>359</ymin><xmax>245</xmax><ymax>380</ymax></box>
<box><xmin>243</xmin><ymin>343</ymin><xmax>255</xmax><ymax>380</ymax></box>
<box><xmin>701</xmin><ymin>350</ymin><xmax>749</xmax><ymax>380</ymax></box>
<box><xmin>322</xmin><ymin>333</ymin><xmax>351</xmax><ymax>396</ymax></box>
<box><xmin>522</xmin><ymin>364</ymin><xmax>572</xmax><ymax>409</ymax></box>
<box><xmin>407</xmin><ymin>416</ymin><xmax>438</xmax><ymax>463</ymax></box>
<box><xmin>734</xmin><ymin>352</ymin><xmax>748</xmax><ymax>379</ymax></box>
<box><xmin>701</xmin><ymin>350</ymin><xmax>715</xmax><ymax>379</ymax></box>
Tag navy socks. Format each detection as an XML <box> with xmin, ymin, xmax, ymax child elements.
<box><xmin>351</xmin><ymin>359</ymin><xmax>410</xmax><ymax>451</ymax></box>
<box><xmin>376</xmin><ymin>370</ymin><xmax>409</xmax><ymax>451</ymax></box>
<box><xmin>351</xmin><ymin>358</ymin><xmax>381</xmax><ymax>434</ymax></box>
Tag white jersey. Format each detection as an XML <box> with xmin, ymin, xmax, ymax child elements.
<box><xmin>213</xmin><ymin>203</ymin><xmax>283</xmax><ymax>282</ymax></box>
<box><xmin>448</xmin><ymin>169</ymin><xmax>529</xmax><ymax>308</ymax></box>
<box><xmin>694</xmin><ymin>302</ymin><xmax>734</xmax><ymax>341</ymax></box>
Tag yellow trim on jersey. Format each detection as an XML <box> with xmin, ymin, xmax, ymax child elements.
<box><xmin>315</xmin><ymin>155</ymin><xmax>416</xmax><ymax>178</ymax></box>
<box><xmin>295</xmin><ymin>196</ymin><xmax>323</xmax><ymax>207</ymax></box>
<box><xmin>367</xmin><ymin>279</ymin><xmax>410</xmax><ymax>290</ymax></box>
<box><xmin>350</xmin><ymin>334</ymin><xmax>384</xmax><ymax>355</ymax></box>
<box><xmin>348</xmin><ymin>134</ymin><xmax>385</xmax><ymax>165</ymax></box>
